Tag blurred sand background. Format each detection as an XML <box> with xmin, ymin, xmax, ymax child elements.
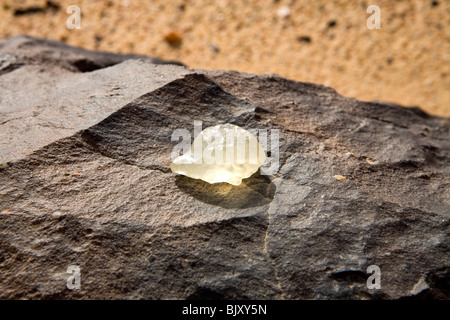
<box><xmin>0</xmin><ymin>0</ymin><xmax>449</xmax><ymax>117</ymax></box>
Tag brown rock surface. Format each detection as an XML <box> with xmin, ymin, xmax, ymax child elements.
<box><xmin>0</xmin><ymin>36</ymin><xmax>449</xmax><ymax>299</ymax></box>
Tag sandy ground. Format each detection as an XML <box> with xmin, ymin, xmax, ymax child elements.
<box><xmin>1</xmin><ymin>0</ymin><xmax>449</xmax><ymax>117</ymax></box>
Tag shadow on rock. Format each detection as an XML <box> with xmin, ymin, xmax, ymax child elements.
<box><xmin>175</xmin><ymin>171</ymin><xmax>276</xmax><ymax>209</ymax></box>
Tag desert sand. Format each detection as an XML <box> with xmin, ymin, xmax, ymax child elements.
<box><xmin>1</xmin><ymin>0</ymin><xmax>448</xmax><ymax>117</ymax></box>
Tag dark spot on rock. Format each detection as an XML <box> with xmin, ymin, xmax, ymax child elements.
<box><xmin>255</xmin><ymin>106</ymin><xmax>273</xmax><ymax>114</ymax></box>
<box><xmin>431</xmin><ymin>1</ymin><xmax>439</xmax><ymax>7</ymax></box>
<box><xmin>71</xmin><ymin>59</ymin><xmax>104</xmax><ymax>73</ymax></box>
<box><xmin>386</xmin><ymin>57</ymin><xmax>393</xmax><ymax>65</ymax></box>
<box><xmin>330</xmin><ymin>270</ymin><xmax>367</xmax><ymax>283</ymax></box>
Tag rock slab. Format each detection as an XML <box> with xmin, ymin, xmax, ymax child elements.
<box><xmin>0</xmin><ymin>36</ymin><xmax>449</xmax><ymax>299</ymax></box>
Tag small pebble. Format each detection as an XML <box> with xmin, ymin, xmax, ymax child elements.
<box><xmin>277</xmin><ymin>5</ymin><xmax>290</xmax><ymax>18</ymax></box>
<box><xmin>52</xmin><ymin>211</ymin><xmax>62</xmax><ymax>220</ymax></box>
<box><xmin>334</xmin><ymin>175</ymin><xmax>347</xmax><ymax>181</ymax></box>
<box><xmin>366</xmin><ymin>158</ymin><xmax>377</xmax><ymax>165</ymax></box>
<box><xmin>317</xmin><ymin>142</ymin><xmax>325</xmax><ymax>152</ymax></box>
<box><xmin>344</xmin><ymin>152</ymin><xmax>356</xmax><ymax>159</ymax></box>
<box><xmin>209</xmin><ymin>44</ymin><xmax>220</xmax><ymax>53</ymax></box>
<box><xmin>31</xmin><ymin>241</ymin><xmax>41</xmax><ymax>249</ymax></box>
<box><xmin>164</xmin><ymin>30</ymin><xmax>182</xmax><ymax>47</ymax></box>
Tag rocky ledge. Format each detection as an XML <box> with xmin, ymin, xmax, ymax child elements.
<box><xmin>0</xmin><ymin>36</ymin><xmax>449</xmax><ymax>299</ymax></box>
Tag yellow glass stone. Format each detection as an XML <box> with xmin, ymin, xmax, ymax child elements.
<box><xmin>171</xmin><ymin>124</ymin><xmax>266</xmax><ymax>186</ymax></box>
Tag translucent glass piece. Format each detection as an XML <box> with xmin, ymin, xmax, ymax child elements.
<box><xmin>171</xmin><ymin>124</ymin><xmax>266</xmax><ymax>186</ymax></box>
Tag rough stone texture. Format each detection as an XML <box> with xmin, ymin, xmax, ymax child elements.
<box><xmin>0</xmin><ymin>35</ymin><xmax>184</xmax><ymax>74</ymax></box>
<box><xmin>0</xmin><ymin>36</ymin><xmax>449</xmax><ymax>300</ymax></box>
